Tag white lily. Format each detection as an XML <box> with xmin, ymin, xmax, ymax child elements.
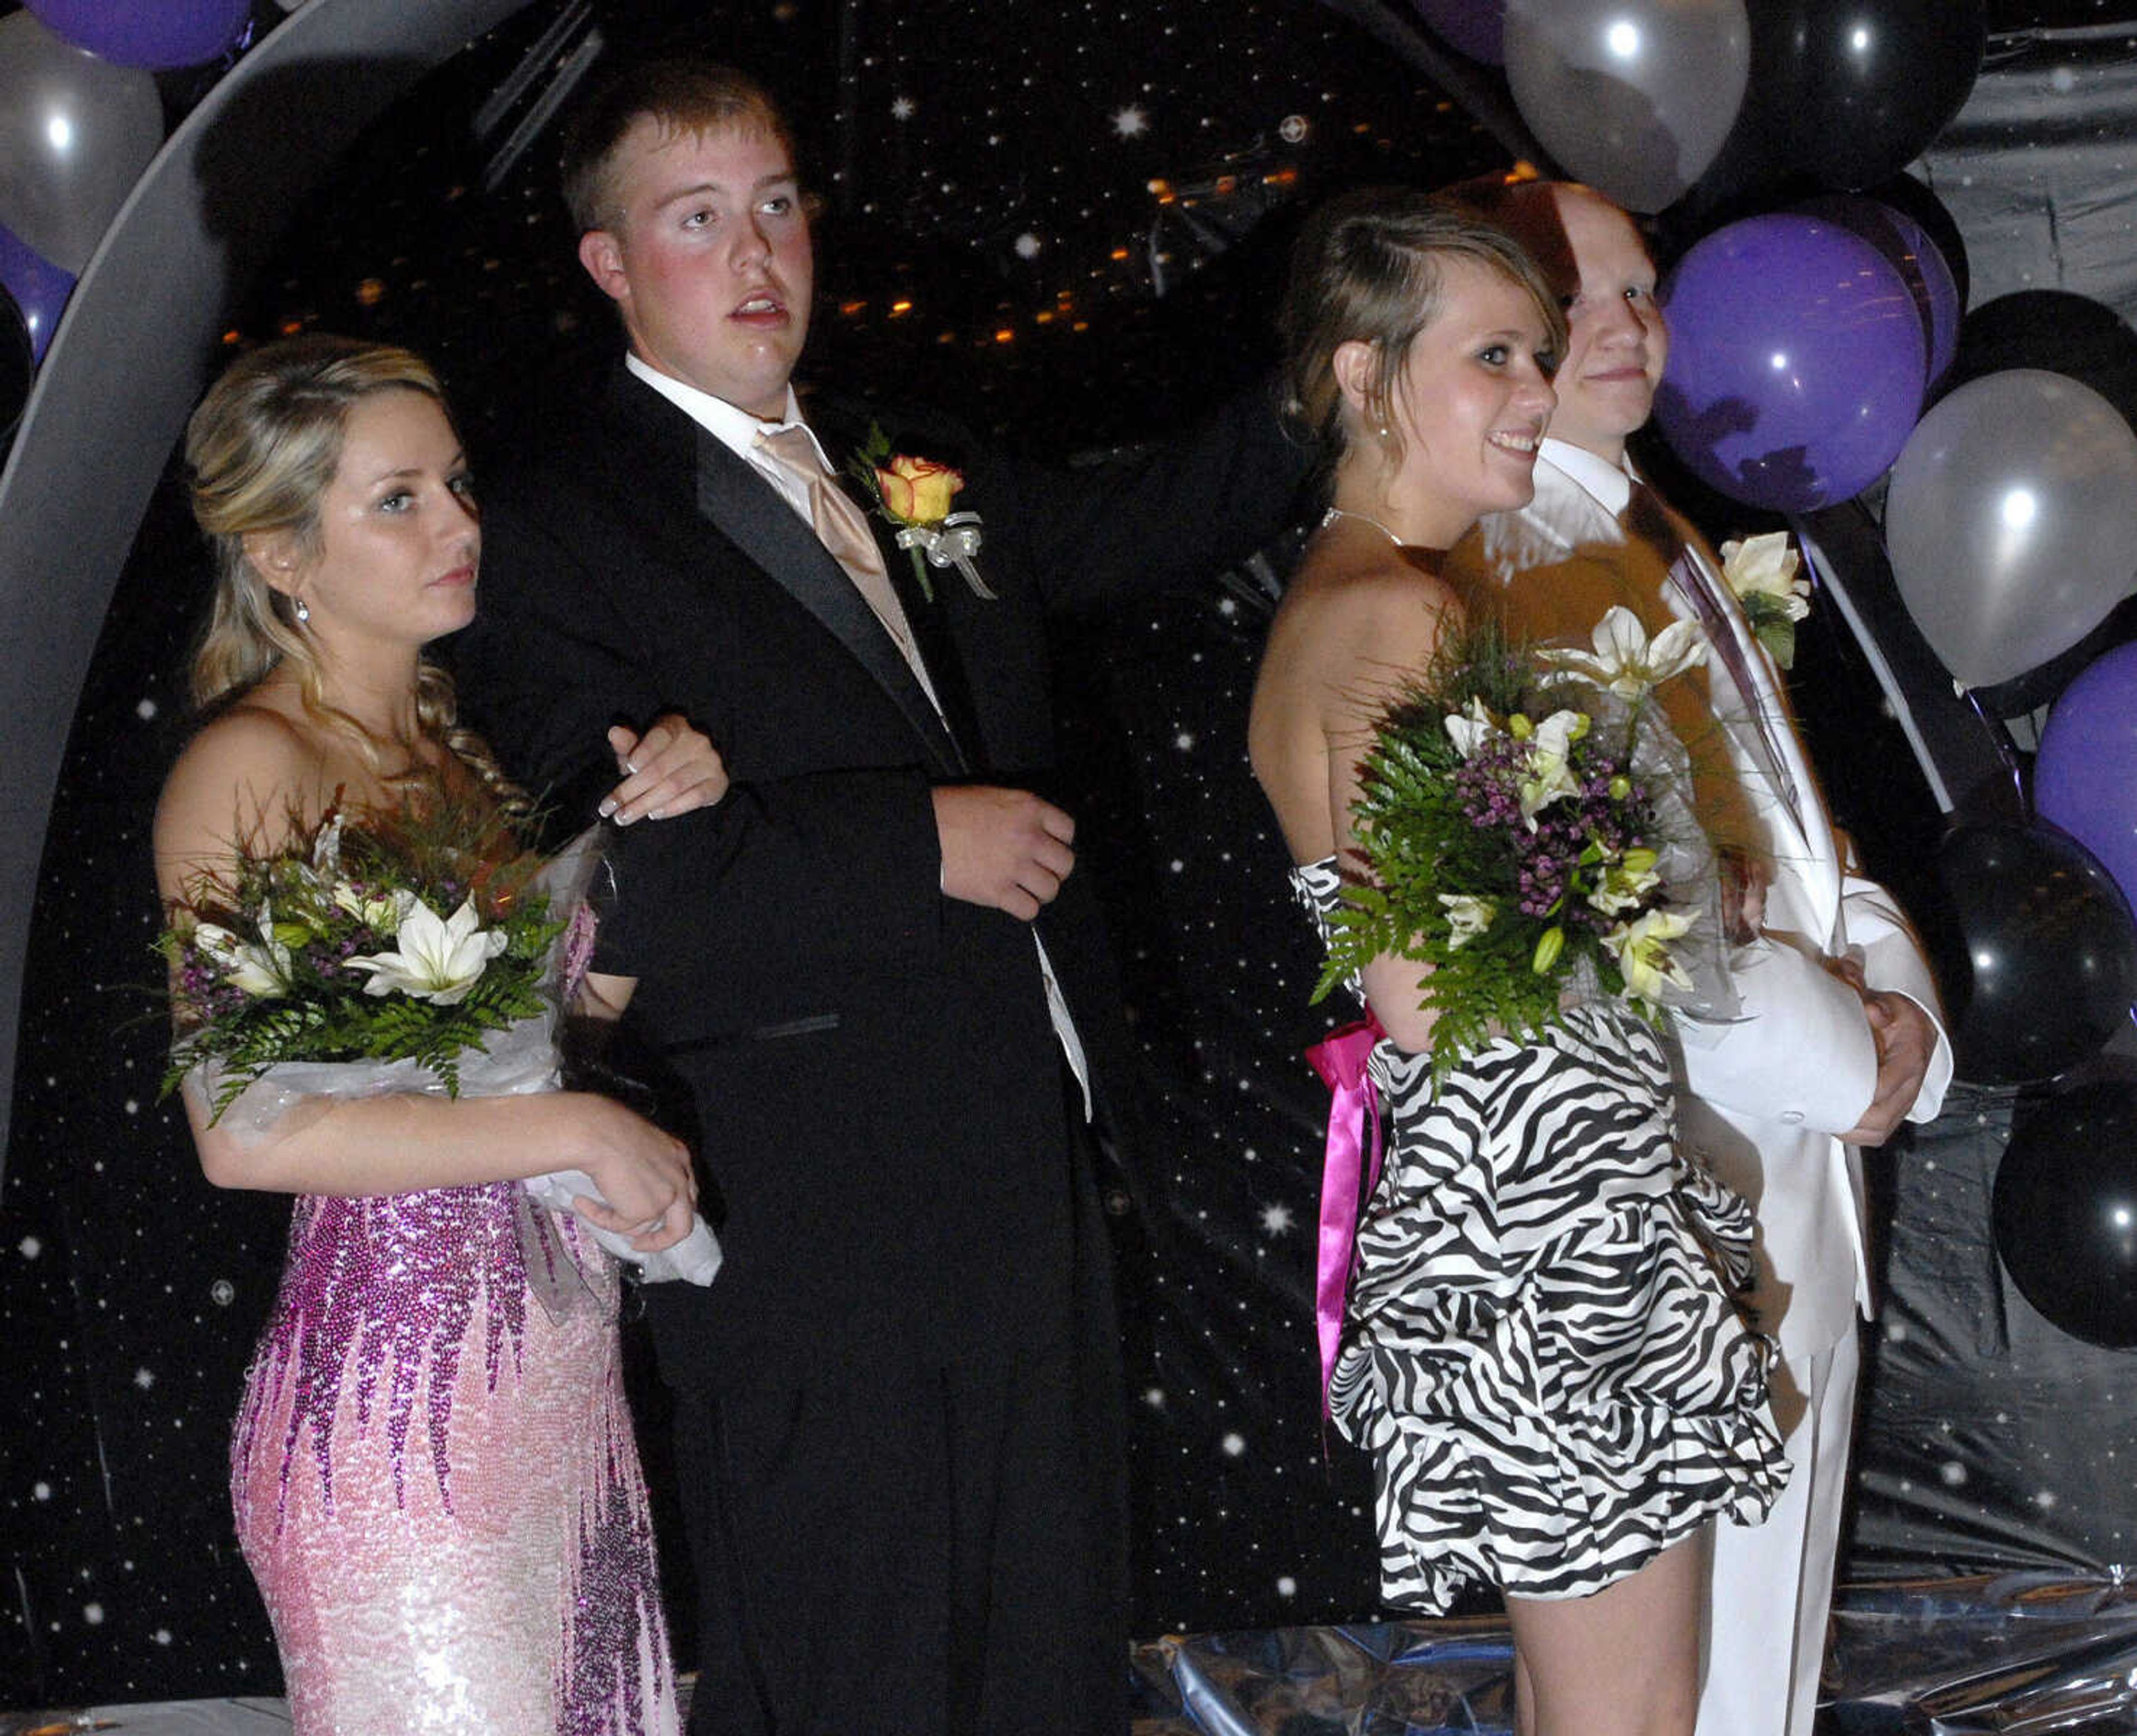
<box><xmin>1516</xmin><ymin>709</ymin><xmax>1587</xmax><ymax>828</ymax></box>
<box><xmin>1539</xmin><ymin>605</ymin><xmax>1704</xmax><ymax>701</ymax></box>
<box><xmin>332</xmin><ymin>880</ymin><xmax>417</xmax><ymax>933</ymax></box>
<box><xmin>1442</xmin><ymin>695</ymin><xmax>1499</xmax><ymax>760</ymax></box>
<box><xmin>346</xmin><ymin>896</ymin><xmax>506</xmax><ymax>1005</ymax></box>
<box><xmin>1585</xmin><ymin>848</ymin><xmax>1663</xmax><ymax>917</ymax></box>
<box><xmin>1720</xmin><ymin>531</ymin><xmax>1809</xmax><ymax>622</ymax></box>
<box><xmin>1602</xmin><ymin>908</ymin><xmax>1697</xmax><ymax>1005</ymax></box>
<box><xmin>1437</xmin><ymin>893</ymin><xmax>1497</xmax><ymax>948</ymax></box>
<box><xmin>195</xmin><ymin>911</ymin><xmax>291</xmax><ymax>998</ymax></box>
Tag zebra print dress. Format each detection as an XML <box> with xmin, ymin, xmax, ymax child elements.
<box><xmin>1295</xmin><ymin>859</ymin><xmax>1788</xmax><ymax>1611</ymax></box>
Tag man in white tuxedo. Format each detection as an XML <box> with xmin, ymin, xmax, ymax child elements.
<box><xmin>1448</xmin><ymin>180</ymin><xmax>1953</xmax><ymax>1736</ymax></box>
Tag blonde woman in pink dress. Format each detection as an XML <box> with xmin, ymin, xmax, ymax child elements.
<box><xmin>155</xmin><ymin>335</ymin><xmax>725</xmax><ymax>1733</ymax></box>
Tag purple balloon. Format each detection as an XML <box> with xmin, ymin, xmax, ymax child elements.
<box><xmin>0</xmin><ymin>220</ymin><xmax>74</xmax><ymax>362</ymax></box>
<box><xmin>2037</xmin><ymin>643</ymin><xmax>2137</xmax><ymax>921</ymax></box>
<box><xmin>1655</xmin><ymin>213</ymin><xmax>1927</xmax><ymax>511</ymax></box>
<box><xmin>1412</xmin><ymin>0</ymin><xmax>1506</xmax><ymax>63</ymax></box>
<box><xmin>1798</xmin><ymin>194</ymin><xmax>1962</xmax><ymax>388</ymax></box>
<box><xmin>26</xmin><ymin>0</ymin><xmax>249</xmax><ymax>70</ymax></box>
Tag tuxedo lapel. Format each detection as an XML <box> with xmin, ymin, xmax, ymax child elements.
<box><xmin>811</xmin><ymin>402</ymin><xmax>988</xmax><ymax>769</ymax></box>
<box><xmin>1681</xmin><ymin>557</ymin><xmax>1842</xmax><ymax>924</ymax></box>
<box><xmin>672</xmin><ymin>399</ymin><xmax>966</xmax><ymax>778</ymax></box>
<box><xmin>874</xmin><ymin>519</ymin><xmax>987</xmax><ymax>767</ymax></box>
<box><xmin>1613</xmin><ymin>485</ymin><xmax>1815</xmax><ymax>859</ymax></box>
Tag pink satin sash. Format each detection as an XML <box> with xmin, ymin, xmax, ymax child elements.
<box><xmin>1305</xmin><ymin>1015</ymin><xmax>1386</xmax><ymax>1417</ymax></box>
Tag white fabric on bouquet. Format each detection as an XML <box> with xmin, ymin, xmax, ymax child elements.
<box><xmin>189</xmin><ymin>827</ymin><xmax>720</xmax><ymax>1288</ymax></box>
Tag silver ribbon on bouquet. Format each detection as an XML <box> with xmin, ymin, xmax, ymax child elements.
<box><xmin>895</xmin><ymin>511</ymin><xmax>996</xmax><ymax>599</ymax></box>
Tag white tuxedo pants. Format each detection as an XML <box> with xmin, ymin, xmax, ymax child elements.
<box><xmin>1697</xmin><ymin>1328</ymin><xmax>1860</xmax><ymax>1736</ymax></box>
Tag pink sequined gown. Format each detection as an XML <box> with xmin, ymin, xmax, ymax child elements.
<box><xmin>230</xmin><ymin>1181</ymin><xmax>679</xmax><ymax>1734</ymax></box>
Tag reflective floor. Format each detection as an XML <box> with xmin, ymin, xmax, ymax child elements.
<box><xmin>7</xmin><ymin>1575</ymin><xmax>2135</xmax><ymax>1735</ymax></box>
<box><xmin>1126</xmin><ymin>1575</ymin><xmax>2137</xmax><ymax>1735</ymax></box>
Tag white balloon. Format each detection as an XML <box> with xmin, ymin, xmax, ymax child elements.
<box><xmin>1503</xmin><ymin>0</ymin><xmax>1750</xmax><ymax>214</ymax></box>
<box><xmin>1885</xmin><ymin>369</ymin><xmax>2137</xmax><ymax>689</ymax></box>
<box><xmin>0</xmin><ymin>10</ymin><xmax>164</xmax><ymax>275</ymax></box>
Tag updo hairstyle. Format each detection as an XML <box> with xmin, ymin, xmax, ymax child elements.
<box><xmin>1279</xmin><ymin>186</ymin><xmax>1567</xmax><ymax>468</ymax></box>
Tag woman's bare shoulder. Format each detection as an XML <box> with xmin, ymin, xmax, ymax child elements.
<box><xmin>154</xmin><ymin>702</ymin><xmax>327</xmax><ymax>898</ymax></box>
<box><xmin>1272</xmin><ymin>543</ymin><xmax>1462</xmax><ymax>689</ymax></box>
<box><xmin>1288</xmin><ymin>537</ymin><xmax>1459</xmax><ymax>623</ymax></box>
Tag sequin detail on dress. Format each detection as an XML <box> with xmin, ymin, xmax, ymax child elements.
<box><xmin>231</xmin><ymin>1182</ymin><xmax>678</xmax><ymax>1734</ymax></box>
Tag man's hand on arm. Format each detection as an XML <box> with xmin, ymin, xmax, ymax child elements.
<box><xmin>1840</xmin><ymin>988</ymin><xmax>1939</xmax><ymax>1146</ymax></box>
<box><xmin>933</xmin><ymin>785</ymin><xmax>1076</xmax><ymax>921</ymax></box>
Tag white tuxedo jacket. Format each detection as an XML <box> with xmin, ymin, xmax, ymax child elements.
<box><xmin>1462</xmin><ymin>447</ymin><xmax>1952</xmax><ymax>1357</ymax></box>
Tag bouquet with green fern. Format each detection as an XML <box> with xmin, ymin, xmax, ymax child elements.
<box><xmin>160</xmin><ymin>798</ymin><xmax>567</xmax><ymax>1124</ymax></box>
<box><xmin>1316</xmin><ymin>608</ymin><xmax>1738</xmax><ymax>1078</ymax></box>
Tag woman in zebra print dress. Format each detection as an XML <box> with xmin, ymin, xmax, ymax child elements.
<box><xmin>1249</xmin><ymin>190</ymin><xmax>1786</xmax><ymax>1736</ymax></box>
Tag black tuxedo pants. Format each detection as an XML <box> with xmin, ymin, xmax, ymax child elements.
<box><xmin>669</xmin><ymin>1107</ymin><xmax>1128</xmax><ymax>1735</ymax></box>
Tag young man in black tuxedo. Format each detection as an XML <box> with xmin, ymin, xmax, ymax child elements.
<box><xmin>453</xmin><ymin>58</ymin><xmax>1306</xmax><ymax>1736</ymax></box>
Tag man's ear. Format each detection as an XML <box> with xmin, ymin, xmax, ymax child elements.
<box><xmin>1332</xmin><ymin>338</ymin><xmax>1378</xmax><ymax>419</ymax></box>
<box><xmin>242</xmin><ymin>528</ymin><xmax>303</xmax><ymax>594</ymax></box>
<box><xmin>578</xmin><ymin>228</ymin><xmax>630</xmax><ymax>305</ymax></box>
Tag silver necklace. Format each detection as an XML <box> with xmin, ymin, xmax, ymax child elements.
<box><xmin>1320</xmin><ymin>505</ymin><xmax>1406</xmax><ymax>547</ymax></box>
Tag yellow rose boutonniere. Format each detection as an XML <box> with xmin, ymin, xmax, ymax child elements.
<box><xmin>852</xmin><ymin>424</ymin><xmax>994</xmax><ymax>601</ymax></box>
<box><xmin>877</xmin><ymin>452</ymin><xmax>963</xmax><ymax>524</ymax></box>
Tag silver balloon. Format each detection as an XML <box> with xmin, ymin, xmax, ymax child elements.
<box><xmin>1885</xmin><ymin>369</ymin><xmax>2137</xmax><ymax>689</ymax></box>
<box><xmin>0</xmin><ymin>10</ymin><xmax>164</xmax><ymax>275</ymax></box>
<box><xmin>1503</xmin><ymin>0</ymin><xmax>1750</xmax><ymax>214</ymax></box>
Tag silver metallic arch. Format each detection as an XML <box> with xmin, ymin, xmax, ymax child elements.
<box><xmin>0</xmin><ymin>0</ymin><xmax>534</xmax><ymax>1168</ymax></box>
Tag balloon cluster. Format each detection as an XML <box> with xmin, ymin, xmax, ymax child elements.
<box><xmin>1405</xmin><ymin>0</ymin><xmax>2137</xmax><ymax>708</ymax></box>
<box><xmin>1404</xmin><ymin>0</ymin><xmax>2137</xmax><ymax>1352</ymax></box>
<box><xmin>0</xmin><ymin>1</ymin><xmax>250</xmax><ymax>384</ymax></box>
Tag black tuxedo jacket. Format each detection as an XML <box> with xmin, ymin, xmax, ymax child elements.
<box><xmin>455</xmin><ymin>364</ymin><xmax>1307</xmax><ymax>1380</ymax></box>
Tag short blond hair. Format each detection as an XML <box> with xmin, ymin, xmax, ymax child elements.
<box><xmin>560</xmin><ymin>58</ymin><xmax>797</xmax><ymax>235</ymax></box>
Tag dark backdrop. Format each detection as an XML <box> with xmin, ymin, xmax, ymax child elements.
<box><xmin>7</xmin><ymin>0</ymin><xmax>2137</xmax><ymax>1709</ymax></box>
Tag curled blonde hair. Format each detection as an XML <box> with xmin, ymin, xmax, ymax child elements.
<box><xmin>183</xmin><ymin>334</ymin><xmax>525</xmax><ymax>812</ymax></box>
<box><xmin>1280</xmin><ymin>186</ymin><xmax>1567</xmax><ymax>470</ymax></box>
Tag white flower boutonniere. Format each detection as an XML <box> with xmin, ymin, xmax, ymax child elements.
<box><xmin>1719</xmin><ymin>531</ymin><xmax>1810</xmax><ymax>669</ymax></box>
<box><xmin>851</xmin><ymin>425</ymin><xmax>995</xmax><ymax>603</ymax></box>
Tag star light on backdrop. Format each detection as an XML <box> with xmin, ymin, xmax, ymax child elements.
<box><xmin>13</xmin><ymin>0</ymin><xmax>2137</xmax><ymax>1713</ymax></box>
<box><xmin>0</xmin><ymin>0</ymin><xmax>1497</xmax><ymax>1702</ymax></box>
<box><xmin>205</xmin><ymin>0</ymin><xmax>1506</xmax><ymax>451</ymax></box>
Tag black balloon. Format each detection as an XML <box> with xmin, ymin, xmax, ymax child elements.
<box><xmin>1776</xmin><ymin>0</ymin><xmax>1986</xmax><ymax>191</ymax></box>
<box><xmin>1868</xmin><ymin>172</ymin><xmax>1970</xmax><ymax>313</ymax></box>
<box><xmin>1665</xmin><ymin>5</ymin><xmax>1986</xmax><ymax>230</ymax></box>
<box><xmin>1994</xmin><ymin>1081</ymin><xmax>2137</xmax><ymax>1348</ymax></box>
<box><xmin>1931</xmin><ymin>823</ymin><xmax>2137</xmax><ymax>1087</ymax></box>
<box><xmin>1941</xmin><ymin>289</ymin><xmax>2137</xmax><ymax>427</ymax></box>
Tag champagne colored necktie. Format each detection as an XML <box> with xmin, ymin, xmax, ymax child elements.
<box><xmin>754</xmin><ymin>425</ymin><xmax>930</xmax><ymax>685</ymax></box>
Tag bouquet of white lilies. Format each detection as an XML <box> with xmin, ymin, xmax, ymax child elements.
<box><xmin>160</xmin><ymin>799</ymin><xmax>563</xmax><ymax>1123</ymax></box>
<box><xmin>1317</xmin><ymin>609</ymin><xmax>1739</xmax><ymax>1077</ymax></box>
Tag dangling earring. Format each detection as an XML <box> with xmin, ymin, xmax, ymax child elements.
<box><xmin>293</xmin><ymin>597</ymin><xmax>310</xmax><ymax>625</ymax></box>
